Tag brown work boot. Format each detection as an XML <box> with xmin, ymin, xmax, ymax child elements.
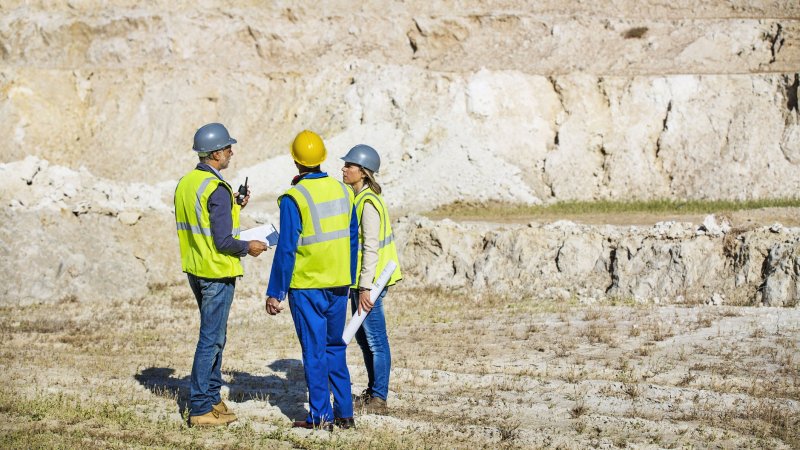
<box><xmin>358</xmin><ymin>396</ymin><xmax>387</xmax><ymax>414</ymax></box>
<box><xmin>352</xmin><ymin>389</ymin><xmax>371</xmax><ymax>407</ymax></box>
<box><xmin>212</xmin><ymin>401</ymin><xmax>238</xmax><ymax>423</ymax></box>
<box><xmin>189</xmin><ymin>409</ymin><xmax>230</xmax><ymax>427</ymax></box>
<box><xmin>292</xmin><ymin>420</ymin><xmax>333</xmax><ymax>432</ymax></box>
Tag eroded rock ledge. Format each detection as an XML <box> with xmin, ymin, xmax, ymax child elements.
<box><xmin>395</xmin><ymin>216</ymin><xmax>800</xmax><ymax>307</ymax></box>
<box><xmin>1</xmin><ymin>156</ymin><xmax>797</xmax><ymax>307</ymax></box>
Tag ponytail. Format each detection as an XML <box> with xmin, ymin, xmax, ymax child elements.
<box><xmin>362</xmin><ymin>168</ymin><xmax>382</xmax><ymax>195</ymax></box>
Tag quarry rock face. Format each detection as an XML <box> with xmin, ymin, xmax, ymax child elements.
<box><xmin>1</xmin><ymin>1</ymin><xmax>799</xmax><ymax>209</ymax></box>
<box><xmin>0</xmin><ymin>1</ymin><xmax>798</xmax><ymax>304</ymax></box>
<box><xmin>759</xmin><ymin>237</ymin><xmax>800</xmax><ymax>306</ymax></box>
<box><xmin>395</xmin><ymin>216</ymin><xmax>800</xmax><ymax>307</ymax></box>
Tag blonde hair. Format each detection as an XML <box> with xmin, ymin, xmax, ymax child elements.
<box><xmin>362</xmin><ymin>168</ymin><xmax>382</xmax><ymax>195</ymax></box>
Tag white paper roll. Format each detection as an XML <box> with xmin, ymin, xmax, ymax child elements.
<box><xmin>342</xmin><ymin>261</ymin><xmax>397</xmax><ymax>344</ymax></box>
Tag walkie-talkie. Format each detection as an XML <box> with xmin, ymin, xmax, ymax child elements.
<box><xmin>236</xmin><ymin>177</ymin><xmax>248</xmax><ymax>205</ymax></box>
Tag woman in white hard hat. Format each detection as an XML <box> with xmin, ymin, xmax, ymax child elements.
<box><xmin>341</xmin><ymin>144</ymin><xmax>402</xmax><ymax>414</ymax></box>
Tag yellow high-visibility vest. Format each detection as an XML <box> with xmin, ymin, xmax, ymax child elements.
<box><xmin>352</xmin><ymin>187</ymin><xmax>402</xmax><ymax>288</ymax></box>
<box><xmin>174</xmin><ymin>169</ymin><xmax>243</xmax><ymax>278</ymax></box>
<box><xmin>280</xmin><ymin>176</ymin><xmax>354</xmax><ymax>288</ymax></box>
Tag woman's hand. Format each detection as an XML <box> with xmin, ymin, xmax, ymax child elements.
<box><xmin>358</xmin><ymin>288</ymin><xmax>373</xmax><ymax>316</ymax></box>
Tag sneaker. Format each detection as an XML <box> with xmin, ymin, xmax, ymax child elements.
<box><xmin>358</xmin><ymin>396</ymin><xmax>387</xmax><ymax>414</ymax></box>
<box><xmin>334</xmin><ymin>417</ymin><xmax>356</xmax><ymax>429</ymax></box>
<box><xmin>212</xmin><ymin>401</ymin><xmax>238</xmax><ymax>423</ymax></box>
<box><xmin>189</xmin><ymin>409</ymin><xmax>230</xmax><ymax>427</ymax></box>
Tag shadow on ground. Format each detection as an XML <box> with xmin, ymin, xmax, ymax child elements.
<box><xmin>134</xmin><ymin>359</ymin><xmax>307</xmax><ymax>420</ymax></box>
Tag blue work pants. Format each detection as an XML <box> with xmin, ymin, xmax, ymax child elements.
<box><xmin>350</xmin><ymin>287</ymin><xmax>392</xmax><ymax>400</ymax></box>
<box><xmin>289</xmin><ymin>287</ymin><xmax>353</xmax><ymax>424</ymax></box>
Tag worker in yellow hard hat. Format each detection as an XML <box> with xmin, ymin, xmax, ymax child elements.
<box><xmin>265</xmin><ymin>130</ymin><xmax>359</xmax><ymax>430</ymax></box>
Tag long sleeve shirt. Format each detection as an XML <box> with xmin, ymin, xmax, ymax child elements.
<box><xmin>266</xmin><ymin>172</ymin><xmax>359</xmax><ymax>301</ymax></box>
<box><xmin>357</xmin><ymin>189</ymin><xmax>381</xmax><ymax>289</ymax></box>
<box><xmin>197</xmin><ymin>163</ymin><xmax>249</xmax><ymax>258</ymax></box>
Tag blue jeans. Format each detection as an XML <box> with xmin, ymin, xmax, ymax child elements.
<box><xmin>288</xmin><ymin>287</ymin><xmax>353</xmax><ymax>423</ymax></box>
<box><xmin>187</xmin><ymin>274</ymin><xmax>235</xmax><ymax>416</ymax></box>
<box><xmin>350</xmin><ymin>287</ymin><xmax>391</xmax><ymax>401</ymax></box>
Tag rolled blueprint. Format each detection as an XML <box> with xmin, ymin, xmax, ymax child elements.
<box><xmin>342</xmin><ymin>261</ymin><xmax>397</xmax><ymax>344</ymax></box>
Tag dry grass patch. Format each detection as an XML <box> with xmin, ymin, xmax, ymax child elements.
<box><xmin>1</xmin><ymin>289</ymin><xmax>799</xmax><ymax>448</ymax></box>
<box><xmin>583</xmin><ymin>321</ymin><xmax>618</xmax><ymax>346</ymax></box>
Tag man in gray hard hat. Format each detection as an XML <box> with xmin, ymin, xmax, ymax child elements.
<box><xmin>174</xmin><ymin>122</ymin><xmax>269</xmax><ymax>427</ymax></box>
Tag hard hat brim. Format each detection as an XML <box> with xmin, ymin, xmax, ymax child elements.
<box><xmin>192</xmin><ymin>137</ymin><xmax>237</xmax><ymax>152</ymax></box>
<box><xmin>340</xmin><ymin>144</ymin><xmax>380</xmax><ymax>173</ymax></box>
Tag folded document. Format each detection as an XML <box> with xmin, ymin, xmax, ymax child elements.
<box><xmin>240</xmin><ymin>224</ymin><xmax>279</xmax><ymax>246</ymax></box>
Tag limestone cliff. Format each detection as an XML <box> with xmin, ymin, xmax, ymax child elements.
<box><xmin>1</xmin><ymin>2</ymin><xmax>798</xmax><ymax>304</ymax></box>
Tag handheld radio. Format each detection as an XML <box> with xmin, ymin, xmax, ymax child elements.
<box><xmin>236</xmin><ymin>177</ymin><xmax>248</xmax><ymax>205</ymax></box>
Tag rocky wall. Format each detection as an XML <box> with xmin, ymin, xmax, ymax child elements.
<box><xmin>0</xmin><ymin>3</ymin><xmax>799</xmax><ymax>211</ymax></box>
<box><xmin>1</xmin><ymin>156</ymin><xmax>797</xmax><ymax>306</ymax></box>
<box><xmin>396</xmin><ymin>216</ymin><xmax>800</xmax><ymax>306</ymax></box>
<box><xmin>1</xmin><ymin>2</ymin><xmax>799</xmax><ymax>305</ymax></box>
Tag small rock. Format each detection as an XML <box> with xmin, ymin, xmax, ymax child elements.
<box><xmin>118</xmin><ymin>211</ymin><xmax>141</xmax><ymax>225</ymax></box>
<box><xmin>18</xmin><ymin>155</ymin><xmax>44</xmax><ymax>185</ymax></box>
<box><xmin>769</xmin><ymin>223</ymin><xmax>783</xmax><ymax>233</ymax></box>
<box><xmin>72</xmin><ymin>201</ymin><xmax>90</xmax><ymax>216</ymax></box>
<box><xmin>699</xmin><ymin>214</ymin><xmax>729</xmax><ymax>236</ymax></box>
<box><xmin>706</xmin><ymin>292</ymin><xmax>724</xmax><ymax>306</ymax></box>
<box><xmin>545</xmin><ymin>220</ymin><xmax>578</xmax><ymax>230</ymax></box>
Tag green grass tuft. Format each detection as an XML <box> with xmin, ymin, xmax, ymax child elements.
<box><xmin>425</xmin><ymin>198</ymin><xmax>800</xmax><ymax>220</ymax></box>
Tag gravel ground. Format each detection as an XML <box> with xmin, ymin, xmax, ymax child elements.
<box><xmin>1</xmin><ymin>284</ymin><xmax>797</xmax><ymax>448</ymax></box>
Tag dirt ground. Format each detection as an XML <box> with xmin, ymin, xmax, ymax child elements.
<box><xmin>1</xmin><ymin>282</ymin><xmax>798</xmax><ymax>449</ymax></box>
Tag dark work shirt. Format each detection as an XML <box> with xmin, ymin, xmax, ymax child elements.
<box><xmin>197</xmin><ymin>163</ymin><xmax>249</xmax><ymax>258</ymax></box>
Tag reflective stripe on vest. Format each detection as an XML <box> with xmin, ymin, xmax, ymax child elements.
<box><xmin>174</xmin><ymin>169</ymin><xmax>243</xmax><ymax>279</ymax></box>
<box><xmin>292</xmin><ymin>182</ymin><xmax>352</xmax><ymax>246</ymax></box>
<box><xmin>176</xmin><ymin>222</ymin><xmax>241</xmax><ymax>236</ymax></box>
<box><xmin>357</xmin><ymin>231</ymin><xmax>395</xmax><ymax>251</ymax></box>
<box><xmin>353</xmin><ymin>188</ymin><xmax>402</xmax><ymax>288</ymax></box>
<box><xmin>281</xmin><ymin>176</ymin><xmax>354</xmax><ymax>289</ymax></box>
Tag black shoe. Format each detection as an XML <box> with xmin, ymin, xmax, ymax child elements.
<box><xmin>292</xmin><ymin>420</ymin><xmax>333</xmax><ymax>432</ymax></box>
<box><xmin>334</xmin><ymin>417</ymin><xmax>355</xmax><ymax>429</ymax></box>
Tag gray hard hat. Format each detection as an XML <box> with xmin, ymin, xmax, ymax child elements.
<box><xmin>192</xmin><ymin>123</ymin><xmax>237</xmax><ymax>152</ymax></box>
<box><xmin>341</xmin><ymin>144</ymin><xmax>381</xmax><ymax>173</ymax></box>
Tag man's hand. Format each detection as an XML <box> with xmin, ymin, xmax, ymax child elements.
<box><xmin>266</xmin><ymin>297</ymin><xmax>284</xmax><ymax>316</ymax></box>
<box><xmin>248</xmin><ymin>240</ymin><xmax>268</xmax><ymax>257</ymax></box>
<box><xmin>357</xmin><ymin>288</ymin><xmax>373</xmax><ymax>316</ymax></box>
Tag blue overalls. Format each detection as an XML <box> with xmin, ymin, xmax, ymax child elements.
<box><xmin>266</xmin><ymin>172</ymin><xmax>359</xmax><ymax>424</ymax></box>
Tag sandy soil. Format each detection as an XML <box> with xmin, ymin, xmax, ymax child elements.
<box><xmin>1</xmin><ymin>284</ymin><xmax>797</xmax><ymax>448</ymax></box>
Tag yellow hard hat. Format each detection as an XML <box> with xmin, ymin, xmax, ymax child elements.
<box><xmin>291</xmin><ymin>130</ymin><xmax>326</xmax><ymax>167</ymax></box>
